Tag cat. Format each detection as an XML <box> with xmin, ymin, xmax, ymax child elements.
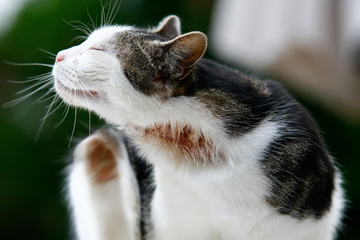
<box><xmin>52</xmin><ymin>15</ymin><xmax>345</xmax><ymax>240</ymax></box>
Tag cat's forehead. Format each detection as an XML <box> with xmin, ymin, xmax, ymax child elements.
<box><xmin>86</xmin><ymin>25</ymin><xmax>167</xmax><ymax>48</ymax></box>
<box><xmin>87</xmin><ymin>25</ymin><xmax>134</xmax><ymax>43</ymax></box>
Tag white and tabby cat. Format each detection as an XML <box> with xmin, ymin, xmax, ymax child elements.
<box><xmin>52</xmin><ymin>15</ymin><xmax>344</xmax><ymax>240</ymax></box>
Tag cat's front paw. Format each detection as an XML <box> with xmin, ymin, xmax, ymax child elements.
<box><xmin>75</xmin><ymin>130</ymin><xmax>121</xmax><ymax>183</ymax></box>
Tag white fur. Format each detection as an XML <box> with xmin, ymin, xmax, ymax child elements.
<box><xmin>147</xmin><ymin>121</ymin><xmax>344</xmax><ymax>240</ymax></box>
<box><xmin>68</xmin><ymin>134</ymin><xmax>140</xmax><ymax>240</ymax></box>
<box><xmin>56</xmin><ymin>26</ymin><xmax>344</xmax><ymax>240</ymax></box>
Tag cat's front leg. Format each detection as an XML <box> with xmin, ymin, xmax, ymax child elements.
<box><xmin>66</xmin><ymin>130</ymin><xmax>140</xmax><ymax>240</ymax></box>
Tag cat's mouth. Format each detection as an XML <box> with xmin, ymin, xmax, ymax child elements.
<box><xmin>56</xmin><ymin>79</ymin><xmax>99</xmax><ymax>99</ymax></box>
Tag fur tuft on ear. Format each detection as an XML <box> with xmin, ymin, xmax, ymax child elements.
<box><xmin>153</xmin><ymin>15</ymin><xmax>181</xmax><ymax>39</ymax></box>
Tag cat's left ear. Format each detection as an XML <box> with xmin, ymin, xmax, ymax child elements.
<box><xmin>153</xmin><ymin>15</ymin><xmax>181</xmax><ymax>39</ymax></box>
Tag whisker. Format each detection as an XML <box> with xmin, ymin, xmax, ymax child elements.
<box><xmin>73</xmin><ymin>25</ymin><xmax>91</xmax><ymax>35</ymax></box>
<box><xmin>40</xmin><ymin>97</ymin><xmax>64</xmax><ymax>121</ymax></box>
<box><xmin>87</xmin><ymin>9</ymin><xmax>97</xmax><ymax>31</ymax></box>
<box><xmin>105</xmin><ymin>0</ymin><xmax>113</xmax><ymax>26</ymax></box>
<box><xmin>17</xmin><ymin>78</ymin><xmax>52</xmax><ymax>95</ymax></box>
<box><xmin>71</xmin><ymin>20</ymin><xmax>92</xmax><ymax>34</ymax></box>
<box><xmin>27</xmin><ymin>75</ymin><xmax>54</xmax><ymax>83</ymax></box>
<box><xmin>8</xmin><ymin>79</ymin><xmax>37</xmax><ymax>84</ymax></box>
<box><xmin>40</xmin><ymin>96</ymin><xmax>61</xmax><ymax>120</ymax></box>
<box><xmin>108</xmin><ymin>0</ymin><xmax>122</xmax><ymax>26</ymax></box>
<box><xmin>62</xmin><ymin>18</ymin><xmax>90</xmax><ymax>37</ymax></box>
<box><xmin>8</xmin><ymin>73</ymin><xmax>52</xmax><ymax>84</ymax></box>
<box><xmin>35</xmin><ymin>94</ymin><xmax>59</xmax><ymax>141</ymax></box>
<box><xmin>55</xmin><ymin>104</ymin><xmax>70</xmax><ymax>128</ymax></box>
<box><xmin>100</xmin><ymin>0</ymin><xmax>105</xmax><ymax>27</ymax></box>
<box><xmin>3</xmin><ymin>81</ymin><xmax>53</xmax><ymax>108</ymax></box>
<box><xmin>72</xmin><ymin>26</ymin><xmax>90</xmax><ymax>36</ymax></box>
<box><xmin>69</xmin><ymin>36</ymin><xmax>87</xmax><ymax>45</ymax></box>
<box><xmin>25</xmin><ymin>85</ymin><xmax>54</xmax><ymax>107</ymax></box>
<box><xmin>46</xmin><ymin>56</ymin><xmax>56</xmax><ymax>61</ymax></box>
<box><xmin>68</xmin><ymin>94</ymin><xmax>78</xmax><ymax>148</ymax></box>
<box><xmin>38</xmin><ymin>91</ymin><xmax>56</xmax><ymax>104</ymax></box>
<box><xmin>4</xmin><ymin>60</ymin><xmax>53</xmax><ymax>68</ymax></box>
<box><xmin>36</xmin><ymin>85</ymin><xmax>56</xmax><ymax>103</ymax></box>
<box><xmin>18</xmin><ymin>79</ymin><xmax>52</xmax><ymax>95</ymax></box>
<box><xmin>78</xmin><ymin>79</ymin><xmax>97</xmax><ymax>100</ymax></box>
<box><xmin>88</xmin><ymin>110</ymin><xmax>91</xmax><ymax>135</ymax></box>
<box><xmin>27</xmin><ymin>72</ymin><xmax>53</xmax><ymax>80</ymax></box>
<box><xmin>100</xmin><ymin>0</ymin><xmax>109</xmax><ymax>27</ymax></box>
<box><xmin>37</xmin><ymin>47</ymin><xmax>57</xmax><ymax>57</ymax></box>
<box><xmin>77</xmin><ymin>80</ymin><xmax>92</xmax><ymax>135</ymax></box>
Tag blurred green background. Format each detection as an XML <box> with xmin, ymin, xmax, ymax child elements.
<box><xmin>0</xmin><ymin>0</ymin><xmax>359</xmax><ymax>239</ymax></box>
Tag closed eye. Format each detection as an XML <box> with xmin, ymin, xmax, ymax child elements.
<box><xmin>89</xmin><ymin>47</ymin><xmax>104</xmax><ymax>51</ymax></box>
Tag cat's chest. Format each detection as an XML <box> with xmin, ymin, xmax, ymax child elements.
<box><xmin>131</xmin><ymin>119</ymin><xmax>281</xmax><ymax>219</ymax></box>
<box><xmin>150</xmin><ymin>166</ymin><xmax>274</xmax><ymax>240</ymax></box>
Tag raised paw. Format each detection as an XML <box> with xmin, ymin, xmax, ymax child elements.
<box><xmin>83</xmin><ymin>130</ymin><xmax>121</xmax><ymax>183</ymax></box>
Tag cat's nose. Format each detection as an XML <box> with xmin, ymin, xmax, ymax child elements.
<box><xmin>55</xmin><ymin>51</ymin><xmax>66</xmax><ymax>63</ymax></box>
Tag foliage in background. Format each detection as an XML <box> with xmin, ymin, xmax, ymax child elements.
<box><xmin>0</xmin><ymin>0</ymin><xmax>358</xmax><ymax>239</ymax></box>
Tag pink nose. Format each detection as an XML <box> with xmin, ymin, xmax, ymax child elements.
<box><xmin>55</xmin><ymin>51</ymin><xmax>66</xmax><ymax>63</ymax></box>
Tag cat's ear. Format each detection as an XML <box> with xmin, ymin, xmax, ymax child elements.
<box><xmin>161</xmin><ymin>31</ymin><xmax>207</xmax><ymax>80</ymax></box>
<box><xmin>153</xmin><ymin>15</ymin><xmax>181</xmax><ymax>39</ymax></box>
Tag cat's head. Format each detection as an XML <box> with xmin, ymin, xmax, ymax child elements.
<box><xmin>52</xmin><ymin>16</ymin><xmax>207</xmax><ymax>126</ymax></box>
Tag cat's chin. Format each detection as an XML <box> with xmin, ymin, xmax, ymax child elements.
<box><xmin>55</xmin><ymin>78</ymin><xmax>100</xmax><ymax>103</ymax></box>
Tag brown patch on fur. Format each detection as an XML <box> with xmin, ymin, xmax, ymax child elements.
<box><xmin>196</xmin><ymin>89</ymin><xmax>250</xmax><ymax>118</ymax></box>
<box><xmin>85</xmin><ymin>133</ymin><xmax>119</xmax><ymax>183</ymax></box>
<box><xmin>250</xmin><ymin>79</ymin><xmax>272</xmax><ymax>96</ymax></box>
<box><xmin>129</xmin><ymin>123</ymin><xmax>221</xmax><ymax>165</ymax></box>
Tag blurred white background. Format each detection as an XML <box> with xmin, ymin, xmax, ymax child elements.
<box><xmin>211</xmin><ymin>0</ymin><xmax>360</xmax><ymax>122</ymax></box>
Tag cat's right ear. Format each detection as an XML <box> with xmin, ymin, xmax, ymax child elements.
<box><xmin>157</xmin><ymin>31</ymin><xmax>207</xmax><ymax>81</ymax></box>
<box><xmin>153</xmin><ymin>15</ymin><xmax>181</xmax><ymax>39</ymax></box>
